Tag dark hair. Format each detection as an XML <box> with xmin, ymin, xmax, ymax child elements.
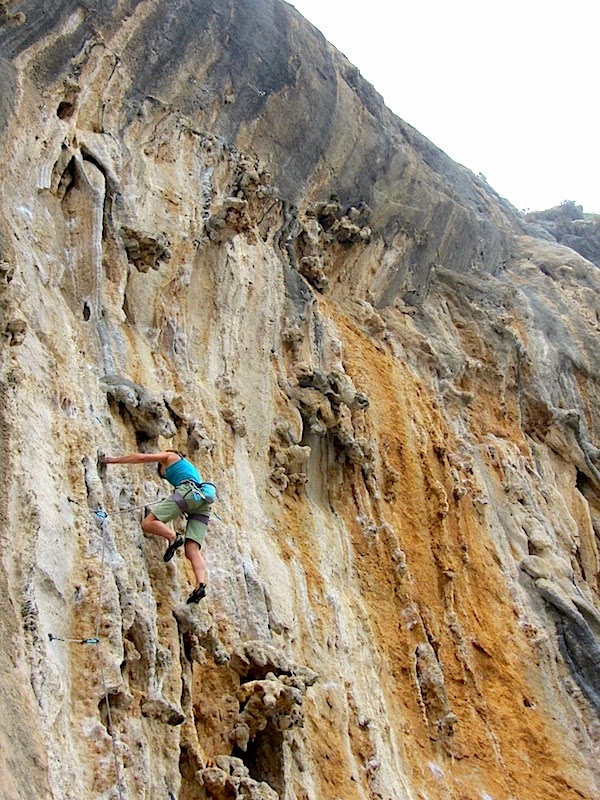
<box><xmin>157</xmin><ymin>450</ymin><xmax>186</xmax><ymax>478</ymax></box>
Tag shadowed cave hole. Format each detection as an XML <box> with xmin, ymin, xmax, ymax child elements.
<box><xmin>57</xmin><ymin>101</ymin><xmax>75</xmax><ymax>120</ymax></box>
<box><xmin>229</xmin><ymin>664</ymin><xmax>293</xmax><ymax>797</ymax></box>
<box><xmin>83</xmin><ymin>301</ymin><xmax>91</xmax><ymax>320</ymax></box>
<box><xmin>575</xmin><ymin>468</ymin><xmax>600</xmax><ymax>542</ymax></box>
<box><xmin>106</xmin><ymin>395</ymin><xmax>132</xmax><ymax>428</ymax></box>
<box><xmin>135</xmin><ymin>429</ymin><xmax>153</xmax><ymax>450</ymax></box>
<box><xmin>299</xmin><ymin>418</ymin><xmax>309</xmax><ymax>451</ymax></box>
<box><xmin>98</xmin><ymin>695</ymin><xmax>110</xmax><ymax>730</ymax></box>
<box><xmin>121</xmin><ymin>626</ymin><xmax>146</xmax><ymax>690</ymax></box>
<box><xmin>104</xmin><ymin>393</ymin><xmax>150</xmax><ymax>451</ymax></box>
<box><xmin>122</xmin><ymin>291</ymin><xmax>132</xmax><ymax>323</ymax></box>
<box><xmin>241</xmin><ymin>664</ymin><xmax>295</xmax><ymax>683</ymax></box>
<box><xmin>58</xmin><ymin>157</ymin><xmax>79</xmax><ymax>201</ymax></box>
<box><xmin>232</xmin><ymin>728</ymin><xmax>285</xmax><ymax>798</ymax></box>
<box><xmin>98</xmin><ymin>688</ymin><xmax>130</xmax><ymax>731</ymax></box>
<box><xmin>179</xmin><ymin>743</ymin><xmax>202</xmax><ymax>787</ymax></box>
<box><xmin>556</xmin><ymin>616</ymin><xmax>600</xmax><ymax>715</ymax></box>
<box><xmin>523</xmin><ymin>696</ymin><xmax>535</xmax><ymax>708</ymax></box>
<box><xmin>576</xmin><ymin>469</ymin><xmax>598</xmax><ymax>505</ymax></box>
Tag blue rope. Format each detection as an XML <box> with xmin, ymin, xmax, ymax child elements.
<box><xmin>67</xmin><ymin>495</ymin><xmax>222</xmax><ymax>522</ymax></box>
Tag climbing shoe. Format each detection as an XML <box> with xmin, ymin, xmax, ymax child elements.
<box><xmin>186</xmin><ymin>584</ymin><xmax>206</xmax><ymax>604</ymax></box>
<box><xmin>163</xmin><ymin>535</ymin><xmax>184</xmax><ymax>562</ymax></box>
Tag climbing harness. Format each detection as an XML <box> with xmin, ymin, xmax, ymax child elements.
<box><xmin>170</xmin><ymin>481</ymin><xmax>216</xmax><ymax>524</ymax></box>
<box><xmin>171</xmin><ymin>491</ymin><xmax>210</xmax><ymax>524</ymax></box>
<box><xmin>67</xmin><ymin>489</ymin><xmax>222</xmax><ymax>522</ymax></box>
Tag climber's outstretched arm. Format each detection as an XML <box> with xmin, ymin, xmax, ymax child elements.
<box><xmin>104</xmin><ymin>452</ymin><xmax>174</xmax><ymax>466</ymax></box>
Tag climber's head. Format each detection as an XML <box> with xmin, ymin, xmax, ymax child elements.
<box><xmin>157</xmin><ymin>450</ymin><xmax>186</xmax><ymax>478</ymax></box>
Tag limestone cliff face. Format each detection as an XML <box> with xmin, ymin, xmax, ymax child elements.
<box><xmin>1</xmin><ymin>2</ymin><xmax>599</xmax><ymax>799</ymax></box>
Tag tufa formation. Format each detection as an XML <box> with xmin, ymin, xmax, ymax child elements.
<box><xmin>0</xmin><ymin>1</ymin><xmax>599</xmax><ymax>799</ymax></box>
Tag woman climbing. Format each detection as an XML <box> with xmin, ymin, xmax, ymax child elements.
<box><xmin>103</xmin><ymin>450</ymin><xmax>216</xmax><ymax>603</ymax></box>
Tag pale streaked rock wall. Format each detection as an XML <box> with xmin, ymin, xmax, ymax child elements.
<box><xmin>1</xmin><ymin>2</ymin><xmax>599</xmax><ymax>799</ymax></box>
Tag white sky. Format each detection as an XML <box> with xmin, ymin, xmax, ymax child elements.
<box><xmin>288</xmin><ymin>0</ymin><xmax>599</xmax><ymax>214</ymax></box>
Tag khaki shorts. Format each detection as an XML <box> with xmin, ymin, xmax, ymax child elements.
<box><xmin>152</xmin><ymin>484</ymin><xmax>209</xmax><ymax>546</ymax></box>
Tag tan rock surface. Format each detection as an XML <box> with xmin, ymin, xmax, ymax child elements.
<box><xmin>1</xmin><ymin>2</ymin><xmax>599</xmax><ymax>799</ymax></box>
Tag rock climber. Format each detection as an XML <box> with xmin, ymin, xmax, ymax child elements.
<box><xmin>103</xmin><ymin>450</ymin><xmax>216</xmax><ymax>604</ymax></box>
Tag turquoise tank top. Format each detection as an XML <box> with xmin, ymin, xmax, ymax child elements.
<box><xmin>164</xmin><ymin>457</ymin><xmax>201</xmax><ymax>488</ymax></box>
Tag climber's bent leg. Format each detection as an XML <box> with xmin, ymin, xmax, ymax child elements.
<box><xmin>142</xmin><ymin>512</ymin><xmax>177</xmax><ymax>542</ymax></box>
<box><xmin>184</xmin><ymin>539</ymin><xmax>206</xmax><ymax>589</ymax></box>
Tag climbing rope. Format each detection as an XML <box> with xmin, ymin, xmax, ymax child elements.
<box><xmin>94</xmin><ymin>514</ymin><xmax>107</xmax><ymax>642</ymax></box>
<box><xmin>93</xmin><ymin>516</ymin><xmax>125</xmax><ymax>800</ymax></box>
<box><xmin>51</xmin><ymin>485</ymin><xmax>223</xmax><ymax>795</ymax></box>
<box><xmin>49</xmin><ymin>511</ymin><xmax>125</xmax><ymax>800</ymax></box>
<box><xmin>67</xmin><ymin>495</ymin><xmax>164</xmax><ymax>518</ymax></box>
<box><xmin>67</xmin><ymin>494</ymin><xmax>222</xmax><ymax>521</ymax></box>
<box><xmin>97</xmin><ymin>645</ymin><xmax>123</xmax><ymax>800</ymax></box>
